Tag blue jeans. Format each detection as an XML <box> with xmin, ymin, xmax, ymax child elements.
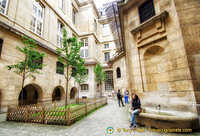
<box><xmin>118</xmin><ymin>99</ymin><xmax>124</xmax><ymax>106</ymax></box>
<box><xmin>125</xmin><ymin>96</ymin><xmax>128</xmax><ymax>103</ymax></box>
<box><xmin>131</xmin><ymin>109</ymin><xmax>140</xmax><ymax>126</ymax></box>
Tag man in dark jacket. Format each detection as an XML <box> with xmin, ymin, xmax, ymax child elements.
<box><xmin>129</xmin><ymin>94</ymin><xmax>141</xmax><ymax>128</ymax></box>
<box><xmin>117</xmin><ymin>90</ymin><xmax>124</xmax><ymax>107</ymax></box>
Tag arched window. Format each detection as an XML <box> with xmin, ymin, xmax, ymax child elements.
<box><xmin>116</xmin><ymin>67</ymin><xmax>121</xmax><ymax>78</ymax></box>
<box><xmin>81</xmin><ymin>84</ymin><xmax>89</xmax><ymax>91</ymax></box>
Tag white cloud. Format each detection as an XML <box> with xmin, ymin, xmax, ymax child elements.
<box><xmin>94</xmin><ymin>0</ymin><xmax>115</xmax><ymax>8</ymax></box>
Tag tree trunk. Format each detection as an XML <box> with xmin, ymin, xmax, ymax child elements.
<box><xmin>77</xmin><ymin>84</ymin><xmax>80</xmax><ymax>105</ymax></box>
<box><xmin>65</xmin><ymin>66</ymin><xmax>69</xmax><ymax>107</ymax></box>
<box><xmin>100</xmin><ymin>84</ymin><xmax>102</xmax><ymax>98</ymax></box>
<box><xmin>21</xmin><ymin>59</ymin><xmax>26</xmax><ymax>106</ymax></box>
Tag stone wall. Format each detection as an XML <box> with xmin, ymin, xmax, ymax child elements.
<box><xmin>118</xmin><ymin>0</ymin><xmax>199</xmax><ymax>114</ymax></box>
<box><xmin>0</xmin><ymin>0</ymin><xmax>118</xmax><ymax>112</ymax></box>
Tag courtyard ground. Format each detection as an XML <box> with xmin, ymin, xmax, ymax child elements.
<box><xmin>0</xmin><ymin>98</ymin><xmax>199</xmax><ymax>136</ymax></box>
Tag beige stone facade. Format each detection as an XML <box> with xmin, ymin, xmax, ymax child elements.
<box><xmin>0</xmin><ymin>0</ymin><xmax>118</xmax><ymax>112</ymax></box>
<box><xmin>112</xmin><ymin>0</ymin><xmax>200</xmax><ymax>118</ymax></box>
<box><xmin>1</xmin><ymin>0</ymin><xmax>199</xmax><ymax>126</ymax></box>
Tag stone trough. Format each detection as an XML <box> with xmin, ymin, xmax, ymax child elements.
<box><xmin>129</xmin><ymin>108</ymin><xmax>199</xmax><ymax>129</ymax></box>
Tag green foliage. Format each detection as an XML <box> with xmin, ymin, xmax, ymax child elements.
<box><xmin>74</xmin><ymin>59</ymin><xmax>88</xmax><ymax>85</ymax></box>
<box><xmin>94</xmin><ymin>63</ymin><xmax>107</xmax><ymax>85</ymax></box>
<box><xmin>56</xmin><ymin>28</ymin><xmax>84</xmax><ymax>80</ymax></box>
<box><xmin>6</xmin><ymin>36</ymin><xmax>46</xmax><ymax>80</ymax></box>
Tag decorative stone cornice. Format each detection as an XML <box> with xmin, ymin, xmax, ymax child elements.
<box><xmin>131</xmin><ymin>11</ymin><xmax>168</xmax><ymax>34</ymax></box>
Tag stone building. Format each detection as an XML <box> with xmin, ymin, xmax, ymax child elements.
<box><xmin>0</xmin><ymin>0</ymin><xmax>118</xmax><ymax>112</ymax></box>
<box><xmin>107</xmin><ymin>0</ymin><xmax>200</xmax><ymax>125</ymax></box>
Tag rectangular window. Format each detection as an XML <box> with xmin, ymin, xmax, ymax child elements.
<box><xmin>31</xmin><ymin>0</ymin><xmax>44</xmax><ymax>36</ymax></box>
<box><xmin>0</xmin><ymin>0</ymin><xmax>8</xmax><ymax>14</ymax></box>
<box><xmin>95</xmin><ymin>41</ymin><xmax>98</xmax><ymax>59</ymax></box>
<box><xmin>81</xmin><ymin>84</ymin><xmax>89</xmax><ymax>91</ymax></box>
<box><xmin>80</xmin><ymin>38</ymin><xmax>88</xmax><ymax>58</ymax></box>
<box><xmin>57</xmin><ymin>20</ymin><xmax>64</xmax><ymax>48</ymax></box>
<box><xmin>103</xmin><ymin>24</ymin><xmax>110</xmax><ymax>36</ymax></box>
<box><xmin>56</xmin><ymin>62</ymin><xmax>64</xmax><ymax>75</ymax></box>
<box><xmin>105</xmin><ymin>71</ymin><xmax>114</xmax><ymax>91</ymax></box>
<box><xmin>84</xmin><ymin>69</ymin><xmax>89</xmax><ymax>75</ymax></box>
<box><xmin>72</xmin><ymin>67</ymin><xmax>76</xmax><ymax>77</ymax></box>
<box><xmin>72</xmin><ymin>8</ymin><xmax>76</xmax><ymax>24</ymax></box>
<box><xmin>32</xmin><ymin>55</ymin><xmax>43</xmax><ymax>70</ymax></box>
<box><xmin>139</xmin><ymin>0</ymin><xmax>155</xmax><ymax>23</ymax></box>
<box><xmin>94</xmin><ymin>19</ymin><xmax>97</xmax><ymax>33</ymax></box>
<box><xmin>58</xmin><ymin>0</ymin><xmax>63</xmax><ymax>9</ymax></box>
<box><xmin>104</xmin><ymin>44</ymin><xmax>109</xmax><ymax>49</ymax></box>
<box><xmin>0</xmin><ymin>39</ymin><xmax>3</xmax><ymax>57</ymax></box>
<box><xmin>104</xmin><ymin>52</ymin><xmax>110</xmax><ymax>62</ymax></box>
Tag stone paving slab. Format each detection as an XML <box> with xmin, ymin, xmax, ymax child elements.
<box><xmin>0</xmin><ymin>99</ymin><xmax>199</xmax><ymax>136</ymax></box>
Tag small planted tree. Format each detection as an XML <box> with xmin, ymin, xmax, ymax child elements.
<box><xmin>94</xmin><ymin>63</ymin><xmax>107</xmax><ymax>97</ymax></box>
<box><xmin>74</xmin><ymin>60</ymin><xmax>88</xmax><ymax>104</ymax></box>
<box><xmin>6</xmin><ymin>36</ymin><xmax>46</xmax><ymax>105</ymax></box>
<box><xmin>56</xmin><ymin>28</ymin><xmax>83</xmax><ymax>106</ymax></box>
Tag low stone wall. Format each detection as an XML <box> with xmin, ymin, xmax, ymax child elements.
<box><xmin>129</xmin><ymin>108</ymin><xmax>199</xmax><ymax>129</ymax></box>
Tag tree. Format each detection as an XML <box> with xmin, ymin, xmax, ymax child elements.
<box><xmin>94</xmin><ymin>63</ymin><xmax>107</xmax><ymax>97</ymax></box>
<box><xmin>56</xmin><ymin>28</ymin><xmax>83</xmax><ymax>107</ymax></box>
<box><xmin>74</xmin><ymin>60</ymin><xmax>88</xmax><ymax>104</ymax></box>
<box><xmin>6</xmin><ymin>36</ymin><xmax>46</xmax><ymax>105</ymax></box>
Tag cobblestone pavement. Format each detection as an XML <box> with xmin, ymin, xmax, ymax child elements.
<box><xmin>0</xmin><ymin>99</ymin><xmax>199</xmax><ymax>136</ymax></box>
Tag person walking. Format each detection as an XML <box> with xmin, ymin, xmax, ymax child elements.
<box><xmin>129</xmin><ymin>94</ymin><xmax>141</xmax><ymax>128</ymax></box>
<box><xmin>112</xmin><ymin>89</ymin><xmax>115</xmax><ymax>98</ymax></box>
<box><xmin>124</xmin><ymin>90</ymin><xmax>129</xmax><ymax>104</ymax></box>
<box><xmin>117</xmin><ymin>89</ymin><xmax>124</xmax><ymax>107</ymax></box>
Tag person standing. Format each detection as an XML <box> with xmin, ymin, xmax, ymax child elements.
<box><xmin>129</xmin><ymin>94</ymin><xmax>141</xmax><ymax>128</ymax></box>
<box><xmin>124</xmin><ymin>90</ymin><xmax>129</xmax><ymax>104</ymax></box>
<box><xmin>112</xmin><ymin>89</ymin><xmax>115</xmax><ymax>98</ymax></box>
<box><xmin>117</xmin><ymin>89</ymin><xmax>124</xmax><ymax>107</ymax></box>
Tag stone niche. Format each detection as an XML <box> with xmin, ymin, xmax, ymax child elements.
<box><xmin>131</xmin><ymin>11</ymin><xmax>169</xmax><ymax>93</ymax></box>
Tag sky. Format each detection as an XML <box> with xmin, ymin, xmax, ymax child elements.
<box><xmin>94</xmin><ymin>0</ymin><xmax>115</xmax><ymax>8</ymax></box>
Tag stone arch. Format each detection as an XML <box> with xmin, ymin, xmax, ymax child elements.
<box><xmin>143</xmin><ymin>45</ymin><xmax>164</xmax><ymax>59</ymax></box>
<box><xmin>18</xmin><ymin>83</ymin><xmax>43</xmax><ymax>106</ymax></box>
<box><xmin>142</xmin><ymin>45</ymin><xmax>166</xmax><ymax>92</ymax></box>
<box><xmin>52</xmin><ymin>86</ymin><xmax>65</xmax><ymax>101</ymax></box>
<box><xmin>70</xmin><ymin>87</ymin><xmax>78</xmax><ymax>99</ymax></box>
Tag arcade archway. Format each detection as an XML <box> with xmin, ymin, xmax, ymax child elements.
<box><xmin>70</xmin><ymin>87</ymin><xmax>77</xmax><ymax>99</ymax></box>
<box><xmin>18</xmin><ymin>84</ymin><xmax>43</xmax><ymax>106</ymax></box>
<box><xmin>52</xmin><ymin>86</ymin><xmax>65</xmax><ymax>101</ymax></box>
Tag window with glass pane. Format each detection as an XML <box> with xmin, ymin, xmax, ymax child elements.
<box><xmin>104</xmin><ymin>44</ymin><xmax>109</xmax><ymax>49</ymax></box>
<box><xmin>80</xmin><ymin>38</ymin><xmax>88</xmax><ymax>58</ymax></box>
<box><xmin>94</xmin><ymin>19</ymin><xmax>97</xmax><ymax>33</ymax></box>
<box><xmin>72</xmin><ymin>8</ymin><xmax>76</xmax><ymax>24</ymax></box>
<box><xmin>31</xmin><ymin>0</ymin><xmax>43</xmax><ymax>36</ymax></box>
<box><xmin>56</xmin><ymin>62</ymin><xmax>64</xmax><ymax>74</ymax></box>
<box><xmin>139</xmin><ymin>0</ymin><xmax>155</xmax><ymax>23</ymax></box>
<box><xmin>0</xmin><ymin>0</ymin><xmax>8</xmax><ymax>14</ymax></box>
<box><xmin>103</xmin><ymin>24</ymin><xmax>110</xmax><ymax>36</ymax></box>
<box><xmin>105</xmin><ymin>71</ymin><xmax>114</xmax><ymax>91</ymax></box>
<box><xmin>57</xmin><ymin>21</ymin><xmax>64</xmax><ymax>48</ymax></box>
<box><xmin>58</xmin><ymin>0</ymin><xmax>63</xmax><ymax>9</ymax></box>
<box><xmin>105</xmin><ymin>52</ymin><xmax>110</xmax><ymax>62</ymax></box>
<box><xmin>81</xmin><ymin>84</ymin><xmax>89</xmax><ymax>91</ymax></box>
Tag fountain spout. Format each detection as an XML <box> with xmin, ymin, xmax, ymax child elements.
<box><xmin>156</xmin><ymin>104</ymin><xmax>161</xmax><ymax>114</ymax></box>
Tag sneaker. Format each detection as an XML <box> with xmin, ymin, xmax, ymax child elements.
<box><xmin>129</xmin><ymin>123</ymin><xmax>133</xmax><ymax>128</ymax></box>
<box><xmin>133</xmin><ymin>125</ymin><xmax>136</xmax><ymax>129</ymax></box>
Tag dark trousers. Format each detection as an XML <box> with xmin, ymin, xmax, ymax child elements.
<box><xmin>118</xmin><ymin>98</ymin><xmax>124</xmax><ymax>106</ymax></box>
